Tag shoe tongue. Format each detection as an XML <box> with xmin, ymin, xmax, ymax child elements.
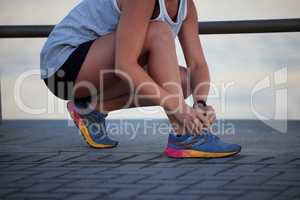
<box><xmin>74</xmin><ymin>103</ymin><xmax>93</xmax><ymax>115</ymax></box>
<box><xmin>92</xmin><ymin>110</ymin><xmax>108</xmax><ymax>119</ymax></box>
<box><xmin>74</xmin><ymin>101</ymin><xmax>89</xmax><ymax>109</ymax></box>
<box><xmin>74</xmin><ymin>102</ymin><xmax>108</xmax><ymax>119</ymax></box>
<box><xmin>171</xmin><ymin>133</ymin><xmax>193</xmax><ymax>142</ymax></box>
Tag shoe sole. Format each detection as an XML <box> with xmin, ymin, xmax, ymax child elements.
<box><xmin>164</xmin><ymin>147</ymin><xmax>240</xmax><ymax>158</ymax></box>
<box><xmin>67</xmin><ymin>102</ymin><xmax>117</xmax><ymax>149</ymax></box>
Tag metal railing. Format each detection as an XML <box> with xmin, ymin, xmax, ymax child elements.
<box><xmin>0</xmin><ymin>18</ymin><xmax>300</xmax><ymax>122</ymax></box>
<box><xmin>0</xmin><ymin>19</ymin><xmax>300</xmax><ymax>38</ymax></box>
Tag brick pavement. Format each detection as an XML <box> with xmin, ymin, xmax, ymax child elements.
<box><xmin>0</xmin><ymin>119</ymin><xmax>300</xmax><ymax>200</ymax></box>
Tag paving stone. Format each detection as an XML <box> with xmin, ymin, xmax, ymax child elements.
<box><xmin>180</xmin><ymin>189</ymin><xmax>243</xmax><ymax>196</ymax></box>
<box><xmin>0</xmin><ymin>188</ymin><xmax>19</xmax><ymax>197</ymax></box>
<box><xmin>277</xmin><ymin>187</ymin><xmax>300</xmax><ymax>198</ymax></box>
<box><xmin>61</xmin><ymin>172</ymin><xmax>119</xmax><ymax>180</ymax></box>
<box><xmin>0</xmin><ymin>170</ymin><xmax>38</xmax><ymax>176</ymax></box>
<box><xmin>100</xmin><ymin>169</ymin><xmax>154</xmax><ymax>177</ymax></box>
<box><xmin>11</xmin><ymin>153</ymin><xmax>57</xmax><ymax>163</ymax></box>
<box><xmin>63</xmin><ymin>179</ymin><xmax>104</xmax><ymax>188</ymax></box>
<box><xmin>230</xmin><ymin>175</ymin><xmax>274</xmax><ymax>185</ymax></box>
<box><xmin>138</xmin><ymin>178</ymin><xmax>197</xmax><ymax>185</ymax></box>
<box><xmin>258</xmin><ymin>155</ymin><xmax>300</xmax><ymax>164</ymax></box>
<box><xmin>108</xmin><ymin>175</ymin><xmax>147</xmax><ymax>184</ymax></box>
<box><xmin>135</xmin><ymin>167</ymin><xmax>165</xmax><ymax>174</ymax></box>
<box><xmin>98</xmin><ymin>154</ymin><xmax>135</xmax><ymax>162</ymax></box>
<box><xmin>149</xmin><ymin>168</ymin><xmax>193</xmax><ymax>179</ymax></box>
<box><xmin>30</xmin><ymin>170</ymin><xmax>70</xmax><ymax>179</ymax></box>
<box><xmin>138</xmin><ymin>194</ymin><xmax>201</xmax><ymax>200</ymax></box>
<box><xmin>42</xmin><ymin>152</ymin><xmax>86</xmax><ymax>162</ymax></box>
<box><xmin>67</xmin><ymin>167</ymin><xmax>107</xmax><ymax>175</ymax></box>
<box><xmin>122</xmin><ymin>154</ymin><xmax>160</xmax><ymax>162</ymax></box>
<box><xmin>147</xmin><ymin>162</ymin><xmax>179</xmax><ymax>168</ymax></box>
<box><xmin>219</xmin><ymin>171</ymin><xmax>279</xmax><ymax>178</ymax></box>
<box><xmin>271</xmin><ymin>173</ymin><xmax>300</xmax><ymax>181</ymax></box>
<box><xmin>267</xmin><ymin>164</ymin><xmax>299</xmax><ymax>169</ymax></box>
<box><xmin>66</xmin><ymin>152</ymin><xmax>110</xmax><ymax>162</ymax></box>
<box><xmin>109</xmin><ymin>188</ymin><xmax>151</xmax><ymax>198</ymax></box>
<box><xmin>179</xmin><ymin>164</ymin><xmax>234</xmax><ymax>178</ymax></box>
<box><xmin>173</xmin><ymin>158</ymin><xmax>206</xmax><ymax>165</ymax></box>
<box><xmin>223</xmin><ymin>184</ymin><xmax>288</xmax><ymax>191</ymax></box>
<box><xmin>190</xmin><ymin>180</ymin><xmax>230</xmax><ymax>189</ymax></box>
<box><xmin>265</xmin><ymin>180</ymin><xmax>300</xmax><ymax>187</ymax></box>
<box><xmin>148</xmin><ymin>156</ymin><xmax>173</xmax><ymax>163</ymax></box>
<box><xmin>4</xmin><ymin>163</ymin><xmax>39</xmax><ymax>171</ymax></box>
<box><xmin>0</xmin><ymin>164</ymin><xmax>11</xmax><ymax>169</ymax></box>
<box><xmin>65</xmin><ymin>193</ymin><xmax>100</xmax><ymax>200</ymax></box>
<box><xmin>0</xmin><ymin>154</ymin><xmax>32</xmax><ymax>162</ymax></box>
<box><xmin>64</xmin><ymin>163</ymin><xmax>120</xmax><ymax>168</ymax></box>
<box><xmin>238</xmin><ymin>191</ymin><xmax>278</xmax><ymax>200</ymax></box>
<box><xmin>22</xmin><ymin>183</ymin><xmax>63</xmax><ymax>192</ymax></box>
<box><xmin>55</xmin><ymin>187</ymin><xmax>114</xmax><ymax>194</ymax></box>
<box><xmin>231</xmin><ymin>155</ymin><xmax>271</xmax><ymax>164</ymax></box>
<box><xmin>289</xmin><ymin>158</ymin><xmax>300</xmax><ymax>165</ymax></box>
<box><xmin>101</xmin><ymin>183</ymin><xmax>158</xmax><ymax>190</ymax></box>
<box><xmin>198</xmin><ymin>175</ymin><xmax>242</xmax><ymax>181</ymax></box>
<box><xmin>1</xmin><ymin>173</ymin><xmax>33</xmax><ymax>184</ymax></box>
<box><xmin>201</xmin><ymin>156</ymin><xmax>241</xmax><ymax>164</ymax></box>
<box><xmin>14</xmin><ymin>178</ymin><xmax>72</xmax><ymax>187</ymax></box>
<box><xmin>147</xmin><ymin>184</ymin><xmax>186</xmax><ymax>194</ymax></box>
<box><xmin>222</xmin><ymin>164</ymin><xmax>264</xmax><ymax>173</ymax></box>
<box><xmin>256</xmin><ymin>165</ymin><xmax>297</xmax><ymax>174</ymax></box>
<box><xmin>270</xmin><ymin>196</ymin><xmax>294</xmax><ymax>200</ymax></box>
<box><xmin>5</xmin><ymin>192</ymin><xmax>69</xmax><ymax>199</ymax></box>
<box><xmin>201</xmin><ymin>196</ymin><xmax>233</xmax><ymax>200</ymax></box>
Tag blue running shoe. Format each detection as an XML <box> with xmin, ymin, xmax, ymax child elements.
<box><xmin>164</xmin><ymin>130</ymin><xmax>241</xmax><ymax>158</ymax></box>
<box><xmin>67</xmin><ymin>101</ymin><xmax>118</xmax><ymax>149</ymax></box>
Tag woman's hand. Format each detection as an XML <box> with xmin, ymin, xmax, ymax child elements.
<box><xmin>193</xmin><ymin>102</ymin><xmax>216</xmax><ymax>126</ymax></box>
<box><xmin>173</xmin><ymin>103</ymin><xmax>210</xmax><ymax>134</ymax></box>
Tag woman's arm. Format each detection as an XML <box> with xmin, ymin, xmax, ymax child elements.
<box><xmin>115</xmin><ymin>0</ymin><xmax>186</xmax><ymax>112</ymax></box>
<box><xmin>178</xmin><ymin>0</ymin><xmax>210</xmax><ymax>102</ymax></box>
<box><xmin>178</xmin><ymin>1</ymin><xmax>216</xmax><ymax>123</ymax></box>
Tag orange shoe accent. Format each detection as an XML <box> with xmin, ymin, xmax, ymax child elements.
<box><xmin>67</xmin><ymin>102</ymin><xmax>115</xmax><ymax>149</ymax></box>
<box><xmin>164</xmin><ymin>147</ymin><xmax>240</xmax><ymax>158</ymax></box>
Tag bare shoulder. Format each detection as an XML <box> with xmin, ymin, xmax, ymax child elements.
<box><xmin>116</xmin><ymin>0</ymin><xmax>155</xmax><ymax>12</ymax></box>
<box><xmin>186</xmin><ymin>0</ymin><xmax>197</xmax><ymax>17</ymax></box>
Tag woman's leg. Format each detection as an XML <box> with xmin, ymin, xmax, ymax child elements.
<box><xmin>74</xmin><ymin>22</ymin><xmax>190</xmax><ymax>134</ymax></box>
<box><xmin>139</xmin><ymin>22</ymin><xmax>190</xmax><ymax>134</ymax></box>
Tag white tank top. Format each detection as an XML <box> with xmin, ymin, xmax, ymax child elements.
<box><xmin>114</xmin><ymin>0</ymin><xmax>188</xmax><ymax>37</ymax></box>
<box><xmin>40</xmin><ymin>0</ymin><xmax>188</xmax><ymax>79</ymax></box>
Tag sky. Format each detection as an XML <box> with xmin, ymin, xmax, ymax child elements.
<box><xmin>0</xmin><ymin>0</ymin><xmax>299</xmax><ymax>120</ymax></box>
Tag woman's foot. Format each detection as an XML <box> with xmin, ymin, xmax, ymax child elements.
<box><xmin>67</xmin><ymin>101</ymin><xmax>118</xmax><ymax>149</ymax></box>
<box><xmin>164</xmin><ymin>130</ymin><xmax>241</xmax><ymax>158</ymax></box>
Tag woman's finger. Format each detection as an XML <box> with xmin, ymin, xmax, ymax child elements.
<box><xmin>195</xmin><ymin>111</ymin><xmax>210</xmax><ymax>128</ymax></box>
<box><xmin>185</xmin><ymin>119</ymin><xmax>194</xmax><ymax>134</ymax></box>
<box><xmin>206</xmin><ymin>111</ymin><xmax>215</xmax><ymax>122</ymax></box>
<box><xmin>192</xmin><ymin>117</ymin><xmax>203</xmax><ymax>133</ymax></box>
<box><xmin>194</xmin><ymin>110</ymin><xmax>206</xmax><ymax>121</ymax></box>
<box><xmin>209</xmin><ymin>113</ymin><xmax>216</xmax><ymax>124</ymax></box>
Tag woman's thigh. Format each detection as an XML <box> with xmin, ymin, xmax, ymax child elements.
<box><xmin>74</xmin><ymin>31</ymin><xmax>148</xmax><ymax>100</ymax></box>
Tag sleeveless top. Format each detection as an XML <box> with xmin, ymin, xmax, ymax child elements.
<box><xmin>40</xmin><ymin>0</ymin><xmax>188</xmax><ymax>79</ymax></box>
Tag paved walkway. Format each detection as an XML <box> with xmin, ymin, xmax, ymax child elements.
<box><xmin>0</xmin><ymin>119</ymin><xmax>300</xmax><ymax>200</ymax></box>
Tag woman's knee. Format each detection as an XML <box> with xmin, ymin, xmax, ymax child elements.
<box><xmin>145</xmin><ymin>21</ymin><xmax>174</xmax><ymax>48</ymax></box>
